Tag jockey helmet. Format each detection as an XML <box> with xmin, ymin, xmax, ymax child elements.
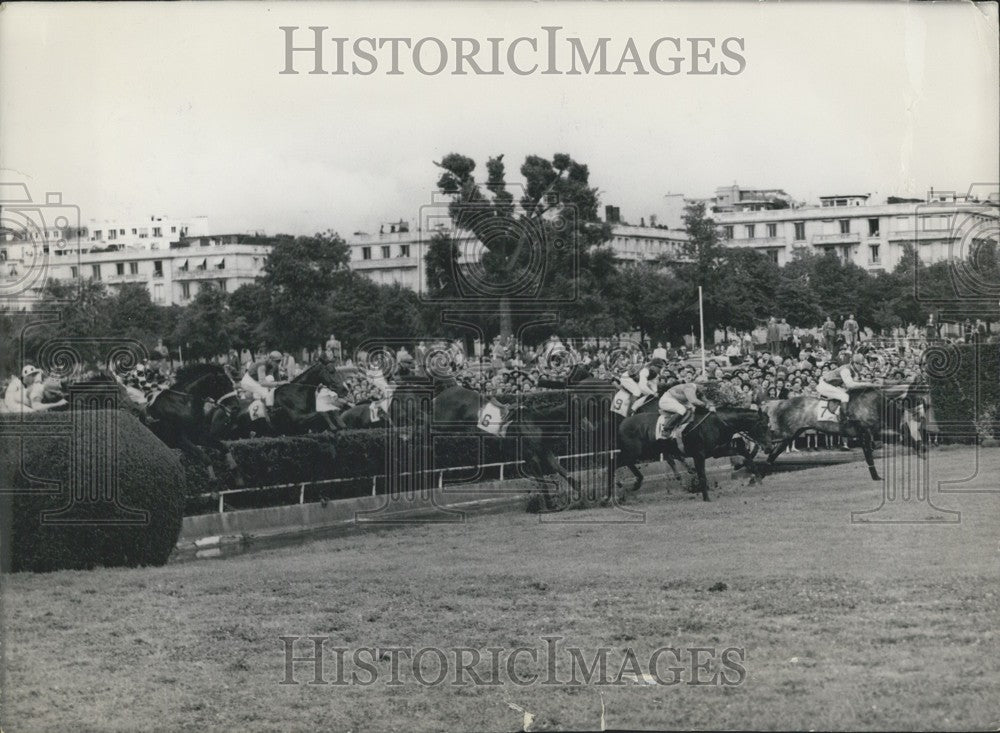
<box><xmin>21</xmin><ymin>364</ymin><xmax>42</xmax><ymax>380</ymax></box>
<box><xmin>268</xmin><ymin>350</ymin><xmax>282</xmax><ymax>361</ymax></box>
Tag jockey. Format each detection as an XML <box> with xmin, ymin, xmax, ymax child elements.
<box><xmin>817</xmin><ymin>352</ymin><xmax>878</xmax><ymax>418</ymax></box>
<box><xmin>315</xmin><ymin>384</ymin><xmax>350</xmax><ymax>429</ymax></box>
<box><xmin>658</xmin><ymin>374</ymin><xmax>716</xmax><ymax>439</ymax></box>
<box><xmin>617</xmin><ymin>355</ymin><xmax>666</xmax><ymax>413</ymax></box>
<box><xmin>241</xmin><ymin>350</ymin><xmax>283</xmax><ymax>405</ymax></box>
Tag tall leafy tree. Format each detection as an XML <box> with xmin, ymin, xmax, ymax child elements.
<box><xmin>172</xmin><ymin>285</ymin><xmax>231</xmax><ymax>360</ymax></box>
<box><xmin>257</xmin><ymin>231</ymin><xmax>349</xmax><ymax>351</ymax></box>
<box><xmin>434</xmin><ymin>152</ymin><xmax>610</xmax><ymax>338</ymax></box>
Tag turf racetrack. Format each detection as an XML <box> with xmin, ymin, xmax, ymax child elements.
<box><xmin>3</xmin><ymin>447</ymin><xmax>998</xmax><ymax>731</ymax></box>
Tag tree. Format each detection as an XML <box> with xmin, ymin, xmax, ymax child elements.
<box><xmin>172</xmin><ymin>285</ymin><xmax>231</xmax><ymax>360</ymax></box>
<box><xmin>715</xmin><ymin>248</ymin><xmax>781</xmax><ymax>330</ymax></box>
<box><xmin>107</xmin><ymin>283</ymin><xmax>163</xmax><ymax>348</ymax></box>
<box><xmin>423</xmin><ymin>231</ymin><xmax>462</xmax><ymax>300</ymax></box>
<box><xmin>434</xmin><ymin>152</ymin><xmax>610</xmax><ymax>338</ymax></box>
<box><xmin>227</xmin><ymin>282</ymin><xmax>271</xmax><ymax>351</ymax></box>
<box><xmin>257</xmin><ymin>231</ymin><xmax>349</xmax><ymax>351</ymax></box>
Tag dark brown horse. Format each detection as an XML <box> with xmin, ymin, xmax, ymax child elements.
<box><xmin>763</xmin><ymin>383</ymin><xmax>928</xmax><ymax>481</ymax></box>
<box><xmin>145</xmin><ymin>363</ymin><xmax>246</xmax><ymax>487</ymax></box>
<box><xmin>409</xmin><ymin>384</ymin><xmax>595</xmax><ymax>510</ymax></box>
<box><xmin>611</xmin><ymin>406</ymin><xmax>772</xmax><ymax>502</ymax></box>
<box><xmin>269</xmin><ymin>360</ymin><xmax>347</xmax><ymax>435</ymax></box>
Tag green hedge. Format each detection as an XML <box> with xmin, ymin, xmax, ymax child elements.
<box><xmin>1</xmin><ymin>410</ymin><xmax>186</xmax><ymax>572</ymax></box>
<box><xmin>926</xmin><ymin>342</ymin><xmax>1000</xmax><ymax>440</ymax></box>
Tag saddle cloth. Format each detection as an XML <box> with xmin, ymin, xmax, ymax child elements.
<box><xmin>477</xmin><ymin>400</ymin><xmax>509</xmax><ymax>437</ymax></box>
<box><xmin>814</xmin><ymin>399</ymin><xmax>840</xmax><ymax>423</ymax></box>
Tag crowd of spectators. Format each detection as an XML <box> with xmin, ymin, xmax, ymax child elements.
<box><xmin>4</xmin><ymin>315</ymin><xmax>991</xmax><ymax>416</ymax></box>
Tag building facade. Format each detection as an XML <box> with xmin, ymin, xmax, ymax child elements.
<box><xmin>344</xmin><ymin>220</ymin><xmax>691</xmax><ymax>290</ymax></box>
<box><xmin>714</xmin><ymin>191</ymin><xmax>998</xmax><ymax>271</ymax></box>
<box><xmin>1</xmin><ymin>225</ymin><xmax>273</xmax><ymax>307</ymax></box>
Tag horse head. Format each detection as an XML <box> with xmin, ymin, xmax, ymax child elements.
<box><xmin>173</xmin><ymin>363</ymin><xmax>234</xmax><ymax>400</ymax></box>
<box><xmin>293</xmin><ymin>360</ymin><xmax>343</xmax><ymax>391</ymax></box>
<box><xmin>747</xmin><ymin>407</ymin><xmax>775</xmax><ymax>452</ymax></box>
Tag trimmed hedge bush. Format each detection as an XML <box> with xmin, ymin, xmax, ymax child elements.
<box><xmin>926</xmin><ymin>343</ymin><xmax>999</xmax><ymax>440</ymax></box>
<box><xmin>1</xmin><ymin>410</ymin><xmax>187</xmax><ymax>572</ymax></box>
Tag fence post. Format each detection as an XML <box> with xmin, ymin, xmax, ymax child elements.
<box><xmin>218</xmin><ymin>493</ymin><xmax>224</xmax><ymax>515</ymax></box>
<box><xmin>299</xmin><ymin>483</ymin><xmax>306</xmax><ymax>504</ymax></box>
<box><xmin>438</xmin><ymin>470</ymin><xmax>444</xmax><ymax>489</ymax></box>
<box><xmin>499</xmin><ymin>462</ymin><xmax>505</xmax><ymax>482</ymax></box>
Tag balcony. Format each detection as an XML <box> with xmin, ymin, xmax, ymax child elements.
<box><xmin>727</xmin><ymin>236</ymin><xmax>786</xmax><ymax>248</ymax></box>
<box><xmin>351</xmin><ymin>256</ymin><xmax>419</xmax><ymax>270</ymax></box>
<box><xmin>104</xmin><ymin>272</ymin><xmax>147</xmax><ymax>283</ymax></box>
<box><xmin>173</xmin><ymin>267</ymin><xmax>257</xmax><ymax>280</ymax></box>
<box><xmin>886</xmin><ymin>229</ymin><xmax>956</xmax><ymax>242</ymax></box>
<box><xmin>812</xmin><ymin>232</ymin><xmax>861</xmax><ymax>245</ymax></box>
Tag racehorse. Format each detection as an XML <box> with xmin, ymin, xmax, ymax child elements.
<box><xmin>763</xmin><ymin>383</ymin><xmax>928</xmax><ymax>481</ymax></box>
<box><xmin>146</xmin><ymin>363</ymin><xmax>246</xmax><ymax>487</ymax></box>
<box><xmin>338</xmin><ymin>402</ymin><xmax>391</xmax><ymax>429</ymax></box>
<box><xmin>611</xmin><ymin>406</ymin><xmax>772</xmax><ymax>502</ymax></box>
<box><xmin>269</xmin><ymin>360</ymin><xmax>347</xmax><ymax>435</ymax></box>
<box><xmin>404</xmin><ymin>383</ymin><xmax>596</xmax><ymax>510</ymax></box>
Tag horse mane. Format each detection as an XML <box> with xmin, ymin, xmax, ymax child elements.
<box><xmin>174</xmin><ymin>362</ymin><xmax>227</xmax><ymax>387</ymax></box>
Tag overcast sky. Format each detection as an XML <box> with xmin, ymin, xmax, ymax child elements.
<box><xmin>2</xmin><ymin>1</ymin><xmax>997</xmax><ymax>236</ymax></box>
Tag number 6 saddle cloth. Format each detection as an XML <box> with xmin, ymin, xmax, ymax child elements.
<box><xmin>477</xmin><ymin>399</ymin><xmax>513</xmax><ymax>437</ymax></box>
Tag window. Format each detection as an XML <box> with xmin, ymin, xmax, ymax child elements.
<box><xmin>794</xmin><ymin>222</ymin><xmax>805</xmax><ymax>241</ymax></box>
<box><xmin>116</xmin><ymin>262</ymin><xmax>125</xmax><ymax>275</ymax></box>
<box><xmin>767</xmin><ymin>249</ymin><xmax>779</xmax><ymax>264</ymax></box>
<box><xmin>836</xmin><ymin>199</ymin><xmax>847</xmax><ymax>206</ymax></box>
<box><xmin>129</xmin><ymin>262</ymin><xmax>138</xmax><ymax>275</ymax></box>
<box><xmin>139</xmin><ymin>229</ymin><xmax>148</xmax><ymax>239</ymax></box>
<box><xmin>108</xmin><ymin>230</ymin><xmax>117</xmax><ymax>241</ymax></box>
<box><xmin>869</xmin><ymin>244</ymin><xmax>880</xmax><ymax>263</ymax></box>
<box><xmin>839</xmin><ymin>219</ymin><xmax>850</xmax><ymax>234</ymax></box>
<box><xmin>362</xmin><ymin>246</ymin><xmax>371</xmax><ymax>260</ymax></box>
<box><xmin>153</xmin><ymin>227</ymin><xmax>162</xmax><ymax>237</ymax></box>
<box><xmin>70</xmin><ymin>266</ymin><xmax>78</xmax><ymax>278</ymax></box>
<box><xmin>181</xmin><ymin>282</ymin><xmax>190</xmax><ymax>299</ymax></box>
<box><xmin>132</xmin><ymin>228</ymin><xmax>137</xmax><ymax>235</ymax></box>
<box><xmin>868</xmin><ymin>218</ymin><xmax>880</xmax><ymax>236</ymax></box>
<box><xmin>399</xmin><ymin>244</ymin><xmax>410</xmax><ymax>257</ymax></box>
<box><xmin>767</xmin><ymin>223</ymin><xmax>777</xmax><ymax>238</ymax></box>
<box><xmin>171</xmin><ymin>226</ymin><xmax>176</xmax><ymax>233</ymax></box>
<box><xmin>381</xmin><ymin>245</ymin><xmax>391</xmax><ymax>259</ymax></box>
<box><xmin>91</xmin><ymin>264</ymin><xmax>101</xmax><ymax>280</ymax></box>
<box><xmin>119</xmin><ymin>229</ymin><xmax>126</xmax><ymax>235</ymax></box>
<box><xmin>745</xmin><ymin>224</ymin><xmax>756</xmax><ymax>239</ymax></box>
<box><xmin>216</xmin><ymin>258</ymin><xmax>225</xmax><ymax>270</ymax></box>
<box><xmin>153</xmin><ymin>283</ymin><xmax>164</xmax><ymax>303</ymax></box>
<box><xmin>94</xmin><ymin>230</ymin><xmax>102</xmax><ymax>240</ymax></box>
<box><xmin>723</xmin><ymin>225</ymin><xmax>734</xmax><ymax>240</ymax></box>
<box><xmin>218</xmin><ymin>279</ymin><xmax>227</xmax><ymax>292</ymax></box>
<box><xmin>153</xmin><ymin>260</ymin><xmax>163</xmax><ymax>277</ymax></box>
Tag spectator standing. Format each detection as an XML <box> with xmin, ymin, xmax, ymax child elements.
<box><xmin>778</xmin><ymin>318</ymin><xmax>792</xmax><ymax>357</ymax></box>
<box><xmin>843</xmin><ymin>314</ymin><xmax>859</xmax><ymax>349</ymax></box>
<box><xmin>325</xmin><ymin>334</ymin><xmax>343</xmax><ymax>364</ymax></box>
<box><xmin>766</xmin><ymin>317</ymin><xmax>781</xmax><ymax>355</ymax></box>
<box><xmin>822</xmin><ymin>316</ymin><xmax>837</xmax><ymax>352</ymax></box>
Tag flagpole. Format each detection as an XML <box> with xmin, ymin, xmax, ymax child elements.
<box><xmin>699</xmin><ymin>285</ymin><xmax>706</xmax><ymax>377</ymax></box>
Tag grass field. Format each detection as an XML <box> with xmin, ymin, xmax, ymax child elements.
<box><xmin>2</xmin><ymin>447</ymin><xmax>998</xmax><ymax>731</ymax></box>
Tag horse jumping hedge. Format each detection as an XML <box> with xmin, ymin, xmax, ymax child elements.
<box><xmin>1</xmin><ymin>410</ymin><xmax>187</xmax><ymax>572</ymax></box>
